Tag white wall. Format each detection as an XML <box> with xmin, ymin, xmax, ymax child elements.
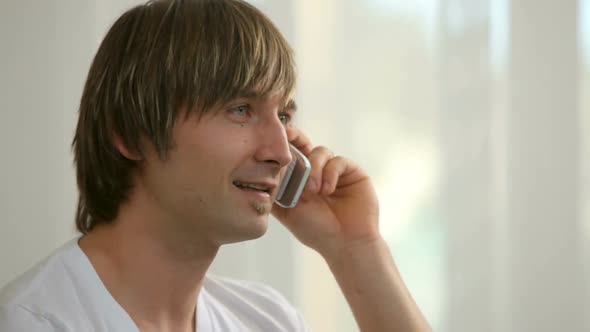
<box><xmin>0</xmin><ymin>0</ymin><xmax>92</xmax><ymax>285</ymax></box>
<box><xmin>1</xmin><ymin>1</ymin><xmax>589</xmax><ymax>332</ymax></box>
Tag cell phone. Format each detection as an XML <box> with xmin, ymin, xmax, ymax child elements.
<box><xmin>275</xmin><ymin>144</ymin><xmax>311</xmax><ymax>208</ymax></box>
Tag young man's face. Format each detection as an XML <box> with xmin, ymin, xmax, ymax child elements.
<box><xmin>137</xmin><ymin>93</ymin><xmax>295</xmax><ymax>247</ymax></box>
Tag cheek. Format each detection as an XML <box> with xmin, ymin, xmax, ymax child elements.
<box><xmin>177</xmin><ymin>121</ymin><xmax>256</xmax><ymax>183</ymax></box>
<box><xmin>180</xmin><ymin>138</ymin><xmax>247</xmax><ymax>188</ymax></box>
<box><xmin>154</xmin><ymin>155</ymin><xmax>225</xmax><ymax>213</ymax></box>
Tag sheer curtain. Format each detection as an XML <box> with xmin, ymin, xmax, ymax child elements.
<box><xmin>261</xmin><ymin>1</ymin><xmax>589</xmax><ymax>331</ymax></box>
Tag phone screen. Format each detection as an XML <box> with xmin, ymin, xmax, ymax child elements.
<box><xmin>274</xmin><ymin>145</ymin><xmax>311</xmax><ymax>208</ymax></box>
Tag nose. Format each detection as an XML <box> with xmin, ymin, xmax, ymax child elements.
<box><xmin>254</xmin><ymin>118</ymin><xmax>293</xmax><ymax>169</ymax></box>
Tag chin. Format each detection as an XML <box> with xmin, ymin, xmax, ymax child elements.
<box><xmin>215</xmin><ymin>196</ymin><xmax>274</xmax><ymax>244</ymax></box>
<box><xmin>243</xmin><ymin>215</ymin><xmax>270</xmax><ymax>240</ymax></box>
<box><xmin>218</xmin><ymin>215</ymin><xmax>270</xmax><ymax>245</ymax></box>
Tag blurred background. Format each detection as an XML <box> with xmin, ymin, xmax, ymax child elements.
<box><xmin>1</xmin><ymin>0</ymin><xmax>589</xmax><ymax>331</ymax></box>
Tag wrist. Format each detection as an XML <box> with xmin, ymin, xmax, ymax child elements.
<box><xmin>321</xmin><ymin>234</ymin><xmax>390</xmax><ymax>270</ymax></box>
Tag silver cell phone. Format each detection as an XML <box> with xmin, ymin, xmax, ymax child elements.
<box><xmin>275</xmin><ymin>144</ymin><xmax>311</xmax><ymax>208</ymax></box>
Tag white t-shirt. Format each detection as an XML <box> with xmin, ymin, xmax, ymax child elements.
<box><xmin>0</xmin><ymin>239</ymin><xmax>308</xmax><ymax>332</ymax></box>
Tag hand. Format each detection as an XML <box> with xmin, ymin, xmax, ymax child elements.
<box><xmin>272</xmin><ymin>128</ymin><xmax>381</xmax><ymax>258</ymax></box>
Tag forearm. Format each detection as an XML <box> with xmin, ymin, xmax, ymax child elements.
<box><xmin>324</xmin><ymin>237</ymin><xmax>432</xmax><ymax>332</ymax></box>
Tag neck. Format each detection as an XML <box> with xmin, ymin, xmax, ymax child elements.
<box><xmin>79</xmin><ymin>204</ymin><xmax>218</xmax><ymax>331</ymax></box>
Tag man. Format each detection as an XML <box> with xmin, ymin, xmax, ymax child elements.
<box><xmin>0</xmin><ymin>0</ymin><xmax>431</xmax><ymax>331</ymax></box>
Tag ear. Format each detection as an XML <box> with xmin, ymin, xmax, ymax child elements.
<box><xmin>113</xmin><ymin>134</ymin><xmax>143</xmax><ymax>161</ymax></box>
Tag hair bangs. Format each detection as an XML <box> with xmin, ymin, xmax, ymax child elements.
<box><xmin>188</xmin><ymin>1</ymin><xmax>296</xmax><ymax>113</ymax></box>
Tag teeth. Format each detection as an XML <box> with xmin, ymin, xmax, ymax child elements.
<box><xmin>234</xmin><ymin>181</ymin><xmax>269</xmax><ymax>192</ymax></box>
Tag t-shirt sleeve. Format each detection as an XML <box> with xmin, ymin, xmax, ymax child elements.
<box><xmin>0</xmin><ymin>305</ymin><xmax>65</xmax><ymax>332</ymax></box>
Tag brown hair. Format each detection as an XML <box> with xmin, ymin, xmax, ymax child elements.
<box><xmin>72</xmin><ymin>0</ymin><xmax>296</xmax><ymax>234</ymax></box>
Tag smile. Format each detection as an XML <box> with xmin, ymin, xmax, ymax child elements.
<box><xmin>232</xmin><ymin>181</ymin><xmax>272</xmax><ymax>194</ymax></box>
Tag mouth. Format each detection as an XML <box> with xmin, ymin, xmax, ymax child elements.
<box><xmin>232</xmin><ymin>180</ymin><xmax>275</xmax><ymax>196</ymax></box>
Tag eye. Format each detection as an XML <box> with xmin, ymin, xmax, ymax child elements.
<box><xmin>231</xmin><ymin>105</ymin><xmax>249</xmax><ymax>116</ymax></box>
<box><xmin>278</xmin><ymin>112</ymin><xmax>292</xmax><ymax>125</ymax></box>
<box><xmin>228</xmin><ymin>104</ymin><xmax>251</xmax><ymax>121</ymax></box>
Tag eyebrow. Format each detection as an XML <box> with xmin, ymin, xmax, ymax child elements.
<box><xmin>236</xmin><ymin>90</ymin><xmax>298</xmax><ymax>113</ymax></box>
<box><xmin>237</xmin><ymin>90</ymin><xmax>260</xmax><ymax>99</ymax></box>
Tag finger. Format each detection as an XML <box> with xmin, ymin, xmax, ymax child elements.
<box><xmin>305</xmin><ymin>146</ymin><xmax>334</xmax><ymax>194</ymax></box>
<box><xmin>321</xmin><ymin>156</ymin><xmax>355</xmax><ymax>195</ymax></box>
<box><xmin>286</xmin><ymin>127</ymin><xmax>313</xmax><ymax>155</ymax></box>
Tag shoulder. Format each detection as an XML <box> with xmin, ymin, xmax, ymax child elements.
<box><xmin>0</xmin><ymin>304</ymin><xmax>67</xmax><ymax>331</ymax></box>
<box><xmin>0</xmin><ymin>239</ymin><xmax>82</xmax><ymax>331</ymax></box>
<box><xmin>202</xmin><ymin>274</ymin><xmax>309</xmax><ymax>331</ymax></box>
<box><xmin>0</xmin><ymin>239</ymin><xmax>78</xmax><ymax>306</ymax></box>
